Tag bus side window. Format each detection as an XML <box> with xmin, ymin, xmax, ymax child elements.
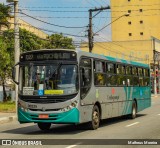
<box><xmin>94</xmin><ymin>61</ymin><xmax>106</xmax><ymax>86</ymax></box>
<box><xmin>132</xmin><ymin>66</ymin><xmax>139</xmax><ymax>86</ymax></box>
<box><xmin>126</xmin><ymin>66</ymin><xmax>132</xmax><ymax>86</ymax></box>
<box><xmin>106</xmin><ymin>63</ymin><xmax>117</xmax><ymax>86</ymax></box>
<box><xmin>143</xmin><ymin>68</ymin><xmax>150</xmax><ymax>86</ymax></box>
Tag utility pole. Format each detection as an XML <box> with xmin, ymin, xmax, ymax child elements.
<box><xmin>7</xmin><ymin>0</ymin><xmax>20</xmax><ymax>113</ymax></box>
<box><xmin>152</xmin><ymin>38</ymin><xmax>160</xmax><ymax>95</ymax></box>
<box><xmin>88</xmin><ymin>6</ymin><xmax>110</xmax><ymax>53</ymax></box>
<box><xmin>153</xmin><ymin>48</ymin><xmax>157</xmax><ymax>95</ymax></box>
<box><xmin>88</xmin><ymin>10</ymin><xmax>93</xmax><ymax>53</ymax></box>
<box><xmin>14</xmin><ymin>0</ymin><xmax>20</xmax><ymax>113</ymax></box>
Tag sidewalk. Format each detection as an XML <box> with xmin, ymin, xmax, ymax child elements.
<box><xmin>0</xmin><ymin>112</ymin><xmax>17</xmax><ymax>124</ymax></box>
<box><xmin>151</xmin><ymin>94</ymin><xmax>160</xmax><ymax>98</ymax></box>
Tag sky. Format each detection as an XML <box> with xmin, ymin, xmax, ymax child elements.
<box><xmin>1</xmin><ymin>0</ymin><xmax>111</xmax><ymax>45</ymax></box>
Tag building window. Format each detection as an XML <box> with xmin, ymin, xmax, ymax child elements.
<box><xmin>140</xmin><ymin>32</ymin><xmax>143</xmax><ymax>35</ymax></box>
<box><xmin>129</xmin><ymin>33</ymin><xmax>132</xmax><ymax>36</ymax></box>
<box><xmin>139</xmin><ymin>9</ymin><xmax>143</xmax><ymax>12</ymax></box>
<box><xmin>140</xmin><ymin>20</ymin><xmax>143</xmax><ymax>24</ymax></box>
<box><xmin>128</xmin><ymin>10</ymin><xmax>131</xmax><ymax>13</ymax></box>
<box><xmin>128</xmin><ymin>21</ymin><xmax>132</xmax><ymax>25</ymax></box>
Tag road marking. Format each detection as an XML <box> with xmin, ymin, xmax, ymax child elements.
<box><xmin>65</xmin><ymin>143</ymin><xmax>81</xmax><ymax>148</ymax></box>
<box><xmin>65</xmin><ymin>145</ymin><xmax>77</xmax><ymax>148</ymax></box>
<box><xmin>126</xmin><ymin>122</ymin><xmax>139</xmax><ymax>127</ymax></box>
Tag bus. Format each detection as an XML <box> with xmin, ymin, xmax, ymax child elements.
<box><xmin>12</xmin><ymin>49</ymin><xmax>151</xmax><ymax>130</ymax></box>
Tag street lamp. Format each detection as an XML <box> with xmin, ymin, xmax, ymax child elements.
<box><xmin>6</xmin><ymin>0</ymin><xmax>20</xmax><ymax>114</ymax></box>
<box><xmin>87</xmin><ymin>13</ymin><xmax>130</xmax><ymax>53</ymax></box>
<box><xmin>94</xmin><ymin>13</ymin><xmax>130</xmax><ymax>35</ymax></box>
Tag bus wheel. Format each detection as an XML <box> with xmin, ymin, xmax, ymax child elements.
<box><xmin>88</xmin><ymin>105</ymin><xmax>100</xmax><ymax>130</ymax></box>
<box><xmin>130</xmin><ymin>101</ymin><xmax>137</xmax><ymax>119</ymax></box>
<box><xmin>37</xmin><ymin>123</ymin><xmax>51</xmax><ymax>131</ymax></box>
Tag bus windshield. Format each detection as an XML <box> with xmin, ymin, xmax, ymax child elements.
<box><xmin>19</xmin><ymin>63</ymin><xmax>79</xmax><ymax>96</ymax></box>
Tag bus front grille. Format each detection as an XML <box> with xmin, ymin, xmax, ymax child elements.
<box><xmin>29</xmin><ymin>108</ymin><xmax>61</xmax><ymax>111</ymax></box>
<box><xmin>20</xmin><ymin>98</ymin><xmax>68</xmax><ymax>103</ymax></box>
<box><xmin>19</xmin><ymin>94</ymin><xmax>77</xmax><ymax>104</ymax></box>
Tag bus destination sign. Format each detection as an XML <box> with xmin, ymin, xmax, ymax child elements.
<box><xmin>20</xmin><ymin>51</ymin><xmax>77</xmax><ymax>62</ymax></box>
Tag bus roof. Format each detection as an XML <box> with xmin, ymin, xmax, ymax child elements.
<box><xmin>21</xmin><ymin>49</ymin><xmax>75</xmax><ymax>54</ymax></box>
<box><xmin>76</xmin><ymin>49</ymin><xmax>149</xmax><ymax>68</ymax></box>
<box><xmin>21</xmin><ymin>48</ymin><xmax>149</xmax><ymax>68</ymax></box>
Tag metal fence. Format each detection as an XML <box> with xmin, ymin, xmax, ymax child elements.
<box><xmin>0</xmin><ymin>91</ymin><xmax>15</xmax><ymax>102</ymax></box>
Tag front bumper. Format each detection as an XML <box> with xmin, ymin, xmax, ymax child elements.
<box><xmin>18</xmin><ymin>108</ymin><xmax>79</xmax><ymax>124</ymax></box>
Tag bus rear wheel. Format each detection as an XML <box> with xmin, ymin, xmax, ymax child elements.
<box><xmin>130</xmin><ymin>101</ymin><xmax>137</xmax><ymax>119</ymax></box>
<box><xmin>37</xmin><ymin>123</ymin><xmax>51</xmax><ymax>131</ymax></box>
<box><xmin>88</xmin><ymin>105</ymin><xmax>100</xmax><ymax>130</ymax></box>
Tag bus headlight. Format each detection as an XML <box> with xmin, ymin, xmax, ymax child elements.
<box><xmin>60</xmin><ymin>100</ymin><xmax>78</xmax><ymax>112</ymax></box>
<box><xmin>18</xmin><ymin>102</ymin><xmax>28</xmax><ymax>112</ymax></box>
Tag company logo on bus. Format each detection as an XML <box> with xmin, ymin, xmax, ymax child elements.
<box><xmin>107</xmin><ymin>88</ymin><xmax>119</xmax><ymax>100</ymax></box>
<box><xmin>111</xmin><ymin>88</ymin><xmax>115</xmax><ymax>95</ymax></box>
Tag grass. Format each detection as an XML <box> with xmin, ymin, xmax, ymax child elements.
<box><xmin>0</xmin><ymin>101</ymin><xmax>16</xmax><ymax>113</ymax></box>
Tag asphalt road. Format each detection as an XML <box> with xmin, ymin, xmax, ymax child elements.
<box><xmin>0</xmin><ymin>97</ymin><xmax>160</xmax><ymax>148</ymax></box>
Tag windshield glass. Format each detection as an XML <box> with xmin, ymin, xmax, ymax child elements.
<box><xmin>19</xmin><ymin>64</ymin><xmax>79</xmax><ymax>96</ymax></box>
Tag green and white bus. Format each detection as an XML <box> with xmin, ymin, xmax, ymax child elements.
<box><xmin>13</xmin><ymin>49</ymin><xmax>151</xmax><ymax>130</ymax></box>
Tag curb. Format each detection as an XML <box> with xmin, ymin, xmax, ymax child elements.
<box><xmin>0</xmin><ymin>116</ymin><xmax>17</xmax><ymax>124</ymax></box>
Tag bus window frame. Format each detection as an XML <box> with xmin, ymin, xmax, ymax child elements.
<box><xmin>79</xmin><ymin>56</ymin><xmax>92</xmax><ymax>99</ymax></box>
<box><xmin>106</xmin><ymin>62</ymin><xmax>117</xmax><ymax>87</ymax></box>
<box><xmin>94</xmin><ymin>60</ymin><xmax>106</xmax><ymax>87</ymax></box>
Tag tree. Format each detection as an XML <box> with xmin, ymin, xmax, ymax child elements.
<box><xmin>0</xmin><ymin>3</ymin><xmax>12</xmax><ymax>30</ymax></box>
<box><xmin>0</xmin><ymin>37</ymin><xmax>10</xmax><ymax>102</ymax></box>
<box><xmin>2</xmin><ymin>28</ymin><xmax>48</xmax><ymax>52</ymax></box>
<box><xmin>47</xmin><ymin>33</ymin><xmax>75</xmax><ymax>49</ymax></box>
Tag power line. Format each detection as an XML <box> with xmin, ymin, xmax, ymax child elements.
<box><xmin>17</xmin><ymin>8</ymin><xmax>160</xmax><ymax>13</ymax></box>
<box><xmin>19</xmin><ymin>3</ymin><xmax>160</xmax><ymax>9</ymax></box>
<box><xmin>20</xmin><ymin>9</ymin><xmax>88</xmax><ymax>12</ymax></box>
<box><xmin>5</xmin><ymin>22</ymin><xmax>87</xmax><ymax>38</ymax></box>
<box><xmin>17</xmin><ymin>22</ymin><xmax>86</xmax><ymax>38</ymax></box>
<box><xmin>2</xmin><ymin>30</ymin><xmax>79</xmax><ymax>46</ymax></box>
<box><xmin>19</xmin><ymin>11</ymin><xmax>87</xmax><ymax>29</ymax></box>
<box><xmin>19</xmin><ymin>6</ymin><xmax>92</xmax><ymax>9</ymax></box>
<box><xmin>17</xmin><ymin>13</ymin><xmax>160</xmax><ymax>19</ymax></box>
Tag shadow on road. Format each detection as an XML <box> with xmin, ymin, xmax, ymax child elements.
<box><xmin>1</xmin><ymin>114</ymin><xmax>146</xmax><ymax>135</ymax></box>
<box><xmin>1</xmin><ymin>123</ymin><xmax>88</xmax><ymax>135</ymax></box>
<box><xmin>100</xmin><ymin>114</ymin><xmax>146</xmax><ymax>128</ymax></box>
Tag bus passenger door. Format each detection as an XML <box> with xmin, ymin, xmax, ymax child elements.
<box><xmin>80</xmin><ymin>58</ymin><xmax>92</xmax><ymax>102</ymax></box>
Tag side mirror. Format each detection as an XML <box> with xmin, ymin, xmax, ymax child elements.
<box><xmin>12</xmin><ymin>62</ymin><xmax>19</xmax><ymax>85</ymax></box>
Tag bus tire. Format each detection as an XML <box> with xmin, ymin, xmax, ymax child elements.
<box><xmin>87</xmin><ymin>105</ymin><xmax>100</xmax><ymax>130</ymax></box>
<box><xmin>130</xmin><ymin>101</ymin><xmax>137</xmax><ymax>119</ymax></box>
<box><xmin>37</xmin><ymin>123</ymin><xmax>51</xmax><ymax>131</ymax></box>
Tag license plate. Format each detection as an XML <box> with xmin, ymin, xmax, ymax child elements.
<box><xmin>39</xmin><ymin>114</ymin><xmax>49</xmax><ymax>119</ymax></box>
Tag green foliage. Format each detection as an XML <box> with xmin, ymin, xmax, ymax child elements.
<box><xmin>0</xmin><ymin>101</ymin><xmax>16</xmax><ymax>112</ymax></box>
<box><xmin>0</xmin><ymin>38</ymin><xmax>11</xmax><ymax>78</ymax></box>
<box><xmin>47</xmin><ymin>33</ymin><xmax>75</xmax><ymax>49</ymax></box>
<box><xmin>0</xmin><ymin>3</ymin><xmax>12</xmax><ymax>29</ymax></box>
<box><xmin>0</xmin><ymin>38</ymin><xmax>11</xmax><ymax>102</ymax></box>
<box><xmin>19</xmin><ymin>29</ymin><xmax>48</xmax><ymax>52</ymax></box>
<box><xmin>2</xmin><ymin>29</ymin><xmax>75</xmax><ymax>52</ymax></box>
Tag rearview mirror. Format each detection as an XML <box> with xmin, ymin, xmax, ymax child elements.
<box><xmin>12</xmin><ymin>62</ymin><xmax>19</xmax><ymax>85</ymax></box>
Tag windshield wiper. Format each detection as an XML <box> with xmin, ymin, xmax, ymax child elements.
<box><xmin>52</xmin><ymin>62</ymin><xmax>62</xmax><ymax>75</ymax></box>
